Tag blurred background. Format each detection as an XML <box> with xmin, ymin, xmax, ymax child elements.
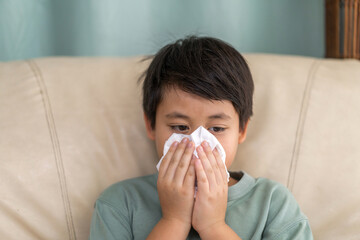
<box><xmin>0</xmin><ymin>0</ymin><xmax>325</xmax><ymax>62</ymax></box>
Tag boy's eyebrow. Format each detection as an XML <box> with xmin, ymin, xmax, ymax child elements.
<box><xmin>208</xmin><ymin>113</ymin><xmax>231</xmax><ymax>120</ymax></box>
<box><xmin>165</xmin><ymin>112</ymin><xmax>231</xmax><ymax>120</ymax></box>
<box><xmin>165</xmin><ymin>112</ymin><xmax>190</xmax><ymax>120</ymax></box>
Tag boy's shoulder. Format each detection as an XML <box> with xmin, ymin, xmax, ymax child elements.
<box><xmin>253</xmin><ymin>176</ymin><xmax>309</xmax><ymax>232</ymax></box>
<box><xmin>232</xmin><ymin>172</ymin><xmax>311</xmax><ymax>238</ymax></box>
<box><xmin>234</xmin><ymin>172</ymin><xmax>306</xmax><ymax>218</ymax></box>
<box><xmin>231</xmin><ymin>171</ymin><xmax>294</xmax><ymax>201</ymax></box>
<box><xmin>254</xmin><ymin>176</ymin><xmax>293</xmax><ymax>197</ymax></box>
<box><xmin>251</xmin><ymin>175</ymin><xmax>303</xmax><ymax>212</ymax></box>
<box><xmin>97</xmin><ymin>174</ymin><xmax>158</xmax><ymax>207</ymax></box>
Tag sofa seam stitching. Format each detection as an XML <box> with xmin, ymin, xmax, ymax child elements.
<box><xmin>287</xmin><ymin>59</ymin><xmax>320</xmax><ymax>191</ymax></box>
<box><xmin>26</xmin><ymin>60</ymin><xmax>77</xmax><ymax>240</ymax></box>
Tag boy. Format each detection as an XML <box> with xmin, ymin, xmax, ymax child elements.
<box><xmin>89</xmin><ymin>36</ymin><xmax>313</xmax><ymax>239</ymax></box>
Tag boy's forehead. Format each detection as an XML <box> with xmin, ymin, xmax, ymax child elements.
<box><xmin>162</xmin><ymin>86</ymin><xmax>215</xmax><ymax>103</ymax></box>
<box><xmin>159</xmin><ymin>88</ymin><xmax>237</xmax><ymax>119</ymax></box>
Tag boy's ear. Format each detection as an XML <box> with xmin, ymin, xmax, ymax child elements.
<box><xmin>238</xmin><ymin>119</ymin><xmax>250</xmax><ymax>144</ymax></box>
<box><xmin>143</xmin><ymin>112</ymin><xmax>155</xmax><ymax>140</ymax></box>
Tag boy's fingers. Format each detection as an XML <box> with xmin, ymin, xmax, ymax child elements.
<box><xmin>197</xmin><ymin>144</ymin><xmax>217</xmax><ymax>187</ymax></box>
<box><xmin>173</xmin><ymin>141</ymin><xmax>195</xmax><ymax>184</ymax></box>
<box><xmin>183</xmin><ymin>157</ymin><xmax>196</xmax><ymax>189</ymax></box>
<box><xmin>201</xmin><ymin>141</ymin><xmax>223</xmax><ymax>186</ymax></box>
<box><xmin>194</xmin><ymin>157</ymin><xmax>209</xmax><ymax>194</ymax></box>
<box><xmin>163</xmin><ymin>138</ymin><xmax>189</xmax><ymax>180</ymax></box>
<box><xmin>213</xmin><ymin>148</ymin><xmax>228</xmax><ymax>183</ymax></box>
<box><xmin>158</xmin><ymin>141</ymin><xmax>178</xmax><ymax>178</ymax></box>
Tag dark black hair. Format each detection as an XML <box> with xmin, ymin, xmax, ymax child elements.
<box><xmin>141</xmin><ymin>35</ymin><xmax>254</xmax><ymax>132</ymax></box>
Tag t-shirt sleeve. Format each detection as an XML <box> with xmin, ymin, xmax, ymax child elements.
<box><xmin>89</xmin><ymin>199</ymin><xmax>133</xmax><ymax>240</ymax></box>
<box><xmin>261</xmin><ymin>183</ymin><xmax>314</xmax><ymax>240</ymax></box>
<box><xmin>270</xmin><ymin>219</ymin><xmax>313</xmax><ymax>240</ymax></box>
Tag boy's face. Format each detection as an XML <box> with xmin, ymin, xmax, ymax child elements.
<box><xmin>144</xmin><ymin>87</ymin><xmax>248</xmax><ymax>168</ymax></box>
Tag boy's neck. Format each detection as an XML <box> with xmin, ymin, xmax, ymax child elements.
<box><xmin>228</xmin><ymin>172</ymin><xmax>244</xmax><ymax>186</ymax></box>
<box><xmin>228</xmin><ymin>177</ymin><xmax>239</xmax><ymax>186</ymax></box>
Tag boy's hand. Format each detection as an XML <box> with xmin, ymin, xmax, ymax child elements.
<box><xmin>157</xmin><ymin>138</ymin><xmax>196</xmax><ymax>234</ymax></box>
<box><xmin>192</xmin><ymin>141</ymin><xmax>229</xmax><ymax>237</ymax></box>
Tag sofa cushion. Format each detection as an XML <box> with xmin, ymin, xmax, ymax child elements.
<box><xmin>0</xmin><ymin>55</ymin><xmax>359</xmax><ymax>239</ymax></box>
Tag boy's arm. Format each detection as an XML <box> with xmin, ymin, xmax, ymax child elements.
<box><xmin>146</xmin><ymin>218</ymin><xmax>191</xmax><ymax>240</ymax></box>
<box><xmin>198</xmin><ymin>223</ymin><xmax>242</xmax><ymax>240</ymax></box>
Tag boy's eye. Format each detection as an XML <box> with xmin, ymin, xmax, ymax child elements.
<box><xmin>171</xmin><ymin>125</ymin><xmax>189</xmax><ymax>132</ymax></box>
<box><xmin>208</xmin><ymin>127</ymin><xmax>225</xmax><ymax>133</ymax></box>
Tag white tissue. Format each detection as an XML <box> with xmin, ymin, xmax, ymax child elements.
<box><xmin>156</xmin><ymin>126</ymin><xmax>230</xmax><ymax>181</ymax></box>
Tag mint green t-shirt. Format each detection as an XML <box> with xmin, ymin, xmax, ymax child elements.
<box><xmin>89</xmin><ymin>172</ymin><xmax>313</xmax><ymax>240</ymax></box>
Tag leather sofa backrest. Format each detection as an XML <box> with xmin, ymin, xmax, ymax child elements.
<box><xmin>0</xmin><ymin>55</ymin><xmax>359</xmax><ymax>239</ymax></box>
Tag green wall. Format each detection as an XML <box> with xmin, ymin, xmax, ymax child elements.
<box><xmin>0</xmin><ymin>0</ymin><xmax>325</xmax><ymax>61</ymax></box>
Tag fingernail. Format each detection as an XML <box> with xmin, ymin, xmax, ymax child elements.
<box><xmin>187</xmin><ymin>141</ymin><xmax>193</xmax><ymax>148</ymax></box>
<box><xmin>181</xmin><ymin>138</ymin><xmax>189</xmax><ymax>144</ymax></box>
<box><xmin>173</xmin><ymin>141</ymin><xmax>179</xmax><ymax>147</ymax></box>
<box><xmin>202</xmin><ymin>141</ymin><xmax>209</xmax><ymax>148</ymax></box>
<box><xmin>197</xmin><ymin>146</ymin><xmax>203</xmax><ymax>152</ymax></box>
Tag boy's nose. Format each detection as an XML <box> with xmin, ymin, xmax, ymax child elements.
<box><xmin>190</xmin><ymin>125</ymin><xmax>205</xmax><ymax>134</ymax></box>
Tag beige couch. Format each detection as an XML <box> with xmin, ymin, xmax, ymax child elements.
<box><xmin>0</xmin><ymin>54</ymin><xmax>359</xmax><ymax>240</ymax></box>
